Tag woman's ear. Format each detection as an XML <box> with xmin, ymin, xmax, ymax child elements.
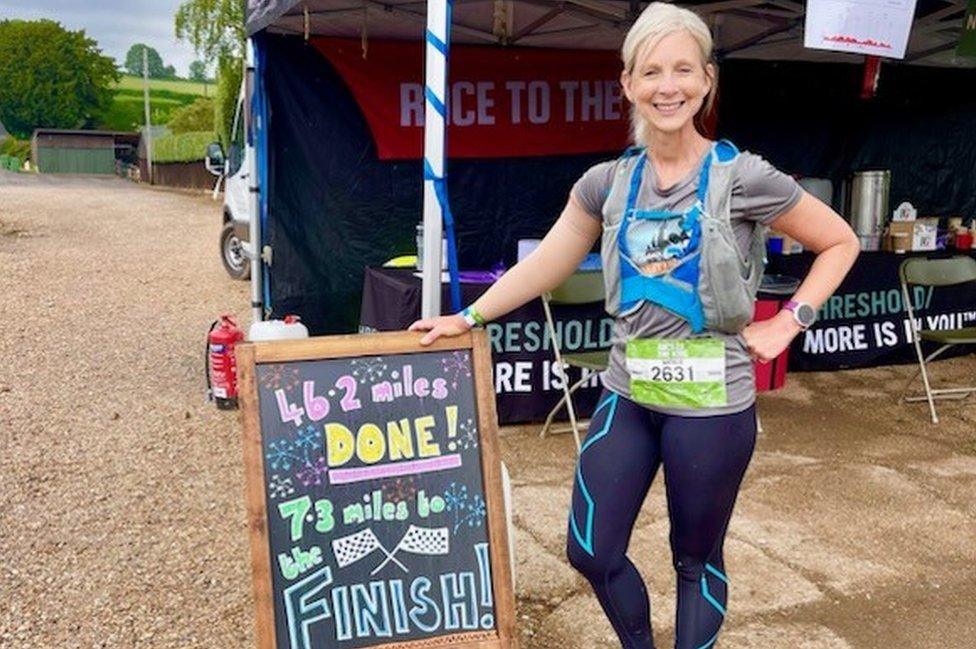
<box><xmin>620</xmin><ymin>69</ymin><xmax>634</xmax><ymax>103</ymax></box>
<box><xmin>703</xmin><ymin>62</ymin><xmax>715</xmax><ymax>95</ymax></box>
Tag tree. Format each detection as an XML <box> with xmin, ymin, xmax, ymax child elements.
<box><xmin>0</xmin><ymin>20</ymin><xmax>118</xmax><ymax>138</ymax></box>
<box><xmin>124</xmin><ymin>43</ymin><xmax>166</xmax><ymax>77</ymax></box>
<box><xmin>174</xmin><ymin>0</ymin><xmax>245</xmax><ymax>65</ymax></box>
<box><xmin>162</xmin><ymin>64</ymin><xmax>177</xmax><ymax>79</ymax></box>
<box><xmin>167</xmin><ymin>97</ymin><xmax>214</xmax><ymax>134</ymax></box>
<box><xmin>188</xmin><ymin>60</ymin><xmax>209</xmax><ymax>82</ymax></box>
<box><xmin>214</xmin><ymin>57</ymin><xmax>242</xmax><ymax>148</ymax></box>
<box><xmin>175</xmin><ymin>0</ymin><xmax>245</xmax><ymax>147</ymax></box>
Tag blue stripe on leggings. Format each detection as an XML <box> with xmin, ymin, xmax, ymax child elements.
<box><xmin>700</xmin><ymin>573</ymin><xmax>726</xmax><ymax>616</ymax></box>
<box><xmin>569</xmin><ymin>393</ymin><xmax>619</xmax><ymax>557</ymax></box>
<box><xmin>696</xmin><ymin>630</ymin><xmax>720</xmax><ymax>649</ymax></box>
<box><xmin>697</xmin><ymin>562</ymin><xmax>728</xmax><ymax>648</ymax></box>
<box><xmin>580</xmin><ymin>393</ymin><xmax>618</xmax><ymax>453</ymax></box>
<box><xmin>705</xmin><ymin>563</ymin><xmax>728</xmax><ymax>584</ymax></box>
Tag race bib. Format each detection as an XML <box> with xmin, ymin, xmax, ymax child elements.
<box><xmin>626</xmin><ymin>338</ymin><xmax>727</xmax><ymax>409</ymax></box>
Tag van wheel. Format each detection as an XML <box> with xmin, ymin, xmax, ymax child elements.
<box><xmin>220</xmin><ymin>223</ymin><xmax>250</xmax><ymax>280</ymax></box>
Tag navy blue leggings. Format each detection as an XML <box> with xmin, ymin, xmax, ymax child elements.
<box><xmin>566</xmin><ymin>389</ymin><xmax>757</xmax><ymax>649</ymax></box>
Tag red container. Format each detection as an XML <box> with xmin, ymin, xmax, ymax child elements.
<box><xmin>955</xmin><ymin>230</ymin><xmax>974</xmax><ymax>250</ymax></box>
<box><xmin>207</xmin><ymin>314</ymin><xmax>245</xmax><ymax>409</ymax></box>
<box><xmin>752</xmin><ymin>300</ymin><xmax>790</xmax><ymax>392</ymax></box>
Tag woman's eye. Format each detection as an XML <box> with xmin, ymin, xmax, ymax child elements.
<box><xmin>643</xmin><ymin>69</ymin><xmax>659</xmax><ymax>77</ymax></box>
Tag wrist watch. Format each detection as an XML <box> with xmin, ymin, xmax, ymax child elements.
<box><xmin>783</xmin><ymin>300</ymin><xmax>816</xmax><ymax>330</ymax></box>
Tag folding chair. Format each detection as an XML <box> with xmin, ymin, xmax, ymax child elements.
<box><xmin>539</xmin><ymin>270</ymin><xmax>609</xmax><ymax>451</ymax></box>
<box><xmin>898</xmin><ymin>255</ymin><xmax>976</xmax><ymax>424</ymax></box>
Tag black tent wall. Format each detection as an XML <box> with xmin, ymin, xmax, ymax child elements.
<box><xmin>262</xmin><ymin>33</ymin><xmax>976</xmax><ymax>335</ymax></box>
<box><xmin>719</xmin><ymin>60</ymin><xmax>976</xmax><ymax>220</ymax></box>
<box><xmin>263</xmin><ymin>34</ymin><xmax>606</xmax><ymax>334</ymax></box>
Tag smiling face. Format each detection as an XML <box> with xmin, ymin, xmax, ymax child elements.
<box><xmin>621</xmin><ymin>29</ymin><xmax>713</xmax><ymax>138</ymax></box>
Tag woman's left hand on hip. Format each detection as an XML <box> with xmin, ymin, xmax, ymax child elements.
<box><xmin>740</xmin><ymin>311</ymin><xmax>803</xmax><ymax>363</ymax></box>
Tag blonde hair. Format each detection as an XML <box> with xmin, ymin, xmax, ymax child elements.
<box><xmin>622</xmin><ymin>2</ymin><xmax>717</xmax><ymax>145</ymax></box>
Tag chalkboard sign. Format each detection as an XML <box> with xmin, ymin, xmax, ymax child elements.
<box><xmin>237</xmin><ymin>331</ymin><xmax>517</xmax><ymax>649</ymax></box>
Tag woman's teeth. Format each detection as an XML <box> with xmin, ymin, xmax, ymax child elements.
<box><xmin>654</xmin><ymin>101</ymin><xmax>684</xmax><ymax>114</ymax></box>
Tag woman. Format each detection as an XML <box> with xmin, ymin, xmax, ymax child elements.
<box><xmin>410</xmin><ymin>3</ymin><xmax>859</xmax><ymax>647</ymax></box>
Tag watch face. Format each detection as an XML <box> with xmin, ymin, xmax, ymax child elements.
<box><xmin>796</xmin><ymin>304</ymin><xmax>816</xmax><ymax>327</ymax></box>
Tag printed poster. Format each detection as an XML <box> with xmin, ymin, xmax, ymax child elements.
<box><xmin>804</xmin><ymin>0</ymin><xmax>919</xmax><ymax>59</ymax></box>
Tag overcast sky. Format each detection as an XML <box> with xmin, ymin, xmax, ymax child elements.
<box><xmin>0</xmin><ymin>1</ymin><xmax>201</xmax><ymax>77</ymax></box>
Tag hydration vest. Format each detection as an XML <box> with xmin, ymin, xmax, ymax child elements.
<box><xmin>599</xmin><ymin>140</ymin><xmax>767</xmax><ymax>334</ymax></box>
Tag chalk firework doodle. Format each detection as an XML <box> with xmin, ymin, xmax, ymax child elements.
<box><xmin>258</xmin><ymin>364</ymin><xmax>301</xmax><ymax>391</ymax></box>
<box><xmin>265</xmin><ymin>424</ymin><xmax>326</xmax><ymax>491</ymax></box>
<box><xmin>458</xmin><ymin>417</ymin><xmax>479</xmax><ymax>450</ymax></box>
<box><xmin>441</xmin><ymin>351</ymin><xmax>472</xmax><ymax>389</ymax></box>
<box><xmin>295</xmin><ymin>456</ymin><xmax>328</xmax><ymax>487</ymax></box>
<box><xmin>350</xmin><ymin>357</ymin><xmax>388</xmax><ymax>382</ymax></box>
<box><xmin>268</xmin><ymin>474</ymin><xmax>295</xmax><ymax>499</ymax></box>
<box><xmin>383</xmin><ymin>475</ymin><xmax>418</xmax><ymax>502</ymax></box>
<box><xmin>444</xmin><ymin>482</ymin><xmax>488</xmax><ymax>534</ymax></box>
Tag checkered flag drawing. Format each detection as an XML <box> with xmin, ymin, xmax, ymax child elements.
<box><xmin>332</xmin><ymin>528</ymin><xmax>382</xmax><ymax>568</ymax></box>
<box><xmin>370</xmin><ymin>525</ymin><xmax>449</xmax><ymax>575</ymax></box>
<box><xmin>399</xmin><ymin>525</ymin><xmax>450</xmax><ymax>555</ymax></box>
<box><xmin>332</xmin><ymin>528</ymin><xmax>409</xmax><ymax>572</ymax></box>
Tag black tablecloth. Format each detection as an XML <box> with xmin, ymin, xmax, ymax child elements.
<box><xmin>360</xmin><ymin>267</ymin><xmax>610</xmax><ymax>424</ymax></box>
<box><xmin>767</xmin><ymin>251</ymin><xmax>976</xmax><ymax>371</ymax></box>
<box><xmin>361</xmin><ymin>252</ymin><xmax>976</xmax><ymax>420</ymax></box>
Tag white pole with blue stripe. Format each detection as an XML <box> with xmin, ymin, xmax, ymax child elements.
<box><xmin>421</xmin><ymin>0</ymin><xmax>461</xmax><ymax>319</ymax></box>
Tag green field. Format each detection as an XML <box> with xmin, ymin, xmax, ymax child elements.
<box><xmin>100</xmin><ymin>75</ymin><xmax>213</xmax><ymax>133</ymax></box>
<box><xmin>114</xmin><ymin>75</ymin><xmax>211</xmax><ymax>95</ymax></box>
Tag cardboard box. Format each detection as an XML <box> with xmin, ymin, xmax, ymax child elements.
<box><xmin>887</xmin><ymin>218</ymin><xmax>938</xmax><ymax>251</ymax></box>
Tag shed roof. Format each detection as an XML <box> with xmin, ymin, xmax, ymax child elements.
<box><xmin>31</xmin><ymin>129</ymin><xmax>138</xmax><ymax>151</ymax></box>
<box><xmin>32</xmin><ymin>128</ymin><xmax>136</xmax><ymax>139</ymax></box>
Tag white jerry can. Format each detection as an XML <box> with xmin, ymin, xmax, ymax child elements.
<box><xmin>248</xmin><ymin>315</ymin><xmax>310</xmax><ymax>342</ymax></box>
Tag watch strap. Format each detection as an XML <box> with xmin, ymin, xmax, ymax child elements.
<box><xmin>783</xmin><ymin>299</ymin><xmax>813</xmax><ymax>329</ymax></box>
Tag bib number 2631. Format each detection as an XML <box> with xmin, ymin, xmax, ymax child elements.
<box><xmin>626</xmin><ymin>338</ymin><xmax>728</xmax><ymax>409</ymax></box>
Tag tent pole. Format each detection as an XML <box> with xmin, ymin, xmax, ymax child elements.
<box><xmin>421</xmin><ymin>1</ymin><xmax>450</xmax><ymax>319</ymax></box>
<box><xmin>246</xmin><ymin>38</ymin><xmax>263</xmax><ymax>326</ymax></box>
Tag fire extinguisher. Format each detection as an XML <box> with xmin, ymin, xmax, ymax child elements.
<box><xmin>206</xmin><ymin>314</ymin><xmax>244</xmax><ymax>410</ymax></box>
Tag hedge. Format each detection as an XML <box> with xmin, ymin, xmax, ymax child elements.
<box><xmin>150</xmin><ymin>130</ymin><xmax>215</xmax><ymax>163</ymax></box>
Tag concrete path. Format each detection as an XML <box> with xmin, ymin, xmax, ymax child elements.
<box><xmin>503</xmin><ymin>361</ymin><xmax>976</xmax><ymax>648</ymax></box>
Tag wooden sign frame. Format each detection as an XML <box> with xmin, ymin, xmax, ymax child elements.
<box><xmin>237</xmin><ymin>330</ymin><xmax>518</xmax><ymax>649</ymax></box>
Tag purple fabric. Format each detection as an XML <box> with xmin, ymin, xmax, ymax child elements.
<box><xmin>458</xmin><ymin>263</ymin><xmax>506</xmax><ymax>284</ymax></box>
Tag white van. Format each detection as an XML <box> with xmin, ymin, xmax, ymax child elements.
<box><xmin>205</xmin><ymin>87</ymin><xmax>251</xmax><ymax>280</ymax></box>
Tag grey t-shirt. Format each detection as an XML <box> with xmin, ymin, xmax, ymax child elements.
<box><xmin>572</xmin><ymin>148</ymin><xmax>802</xmax><ymax>417</ymax></box>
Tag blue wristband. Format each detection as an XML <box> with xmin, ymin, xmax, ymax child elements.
<box><xmin>460</xmin><ymin>305</ymin><xmax>486</xmax><ymax>327</ymax></box>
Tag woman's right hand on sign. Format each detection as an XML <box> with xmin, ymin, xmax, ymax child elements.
<box><xmin>408</xmin><ymin>198</ymin><xmax>600</xmax><ymax>347</ymax></box>
<box><xmin>409</xmin><ymin>314</ymin><xmax>471</xmax><ymax>346</ymax></box>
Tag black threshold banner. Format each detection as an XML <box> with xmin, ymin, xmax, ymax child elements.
<box><xmin>768</xmin><ymin>251</ymin><xmax>976</xmax><ymax>371</ymax></box>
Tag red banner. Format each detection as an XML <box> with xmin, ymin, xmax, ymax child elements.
<box><xmin>313</xmin><ymin>38</ymin><xmax>630</xmax><ymax>160</ymax></box>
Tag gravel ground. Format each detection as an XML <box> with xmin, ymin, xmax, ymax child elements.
<box><xmin>2</xmin><ymin>170</ymin><xmax>975</xmax><ymax>649</ymax></box>
<box><xmin>1</xmin><ymin>172</ymin><xmax>251</xmax><ymax>647</ymax></box>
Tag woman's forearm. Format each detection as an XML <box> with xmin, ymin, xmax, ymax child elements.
<box><xmin>771</xmin><ymin>192</ymin><xmax>861</xmax><ymax>311</ymax></box>
<box><xmin>791</xmin><ymin>237</ymin><xmax>860</xmax><ymax>310</ymax></box>
<box><xmin>742</xmin><ymin>199</ymin><xmax>860</xmax><ymax>360</ymax></box>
